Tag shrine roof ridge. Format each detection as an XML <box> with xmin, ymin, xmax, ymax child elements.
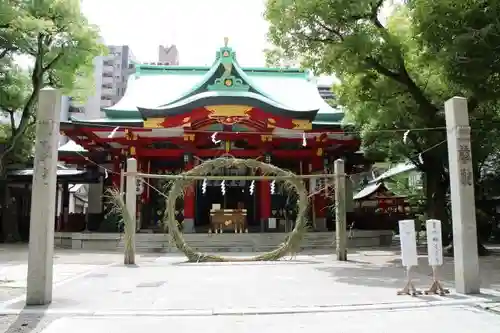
<box><xmin>135</xmin><ymin>63</ymin><xmax>309</xmax><ymax>77</ymax></box>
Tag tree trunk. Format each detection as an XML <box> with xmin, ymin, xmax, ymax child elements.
<box><xmin>424</xmin><ymin>167</ymin><xmax>449</xmax><ymax>236</ymax></box>
<box><xmin>425</xmin><ymin>162</ymin><xmax>490</xmax><ymax>256</ymax></box>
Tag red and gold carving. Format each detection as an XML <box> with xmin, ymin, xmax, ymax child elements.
<box><xmin>267</xmin><ymin>118</ymin><xmax>276</xmax><ymax>128</ymax></box>
<box><xmin>183</xmin><ymin>133</ymin><xmax>195</xmax><ymax>142</ymax></box>
<box><xmin>143</xmin><ymin>118</ymin><xmax>164</xmax><ymax>128</ymax></box>
<box><xmin>125</xmin><ymin>129</ymin><xmax>138</xmax><ymax>156</ymax></box>
<box><xmin>205</xmin><ymin>105</ymin><xmax>252</xmax><ymax>125</ymax></box>
<box><xmin>144</xmin><ymin>116</ymin><xmax>192</xmax><ymax>129</ymax></box>
<box><xmin>261</xmin><ymin>135</ymin><xmax>273</xmax><ymax>142</ymax></box>
<box><xmin>292</xmin><ymin>119</ymin><xmax>312</xmax><ymax>130</ymax></box>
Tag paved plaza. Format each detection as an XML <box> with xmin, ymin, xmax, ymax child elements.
<box><xmin>1</xmin><ymin>245</ymin><xmax>500</xmax><ymax>332</ymax></box>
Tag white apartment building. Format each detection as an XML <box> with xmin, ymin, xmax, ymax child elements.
<box><xmin>158</xmin><ymin>45</ymin><xmax>179</xmax><ymax>65</ymax></box>
<box><xmin>60</xmin><ymin>44</ymin><xmax>135</xmax><ymax>144</ymax></box>
<box><xmin>78</xmin><ymin>45</ymin><xmax>135</xmax><ymax>120</ymax></box>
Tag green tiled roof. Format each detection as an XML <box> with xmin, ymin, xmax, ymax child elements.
<box><xmin>85</xmin><ymin>42</ymin><xmax>345</xmax><ymax>126</ymax></box>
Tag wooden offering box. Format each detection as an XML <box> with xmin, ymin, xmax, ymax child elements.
<box><xmin>210</xmin><ymin>209</ymin><xmax>247</xmax><ymax>233</ymax></box>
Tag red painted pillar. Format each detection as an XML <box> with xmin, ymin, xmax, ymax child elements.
<box><xmin>183</xmin><ymin>160</ymin><xmax>195</xmax><ymax>233</ymax></box>
<box><xmin>260</xmin><ymin>177</ymin><xmax>271</xmax><ymax>231</ymax></box>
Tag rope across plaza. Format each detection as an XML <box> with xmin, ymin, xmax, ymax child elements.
<box><xmin>110</xmin><ymin>157</ymin><xmax>314</xmax><ymax>262</ymax></box>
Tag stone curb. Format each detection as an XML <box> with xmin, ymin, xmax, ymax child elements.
<box><xmin>0</xmin><ymin>298</ymin><xmax>492</xmax><ymax>317</ymax></box>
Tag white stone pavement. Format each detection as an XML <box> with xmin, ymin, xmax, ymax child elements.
<box><xmin>1</xmin><ymin>246</ymin><xmax>500</xmax><ymax>332</ymax></box>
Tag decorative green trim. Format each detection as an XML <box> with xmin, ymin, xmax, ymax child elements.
<box><xmin>207</xmin><ymin>75</ymin><xmax>249</xmax><ymax>91</ymax></box>
<box><xmin>244</xmin><ymin>67</ymin><xmax>306</xmax><ymax>74</ymax></box>
<box><xmin>205</xmin><ymin>124</ymin><xmax>223</xmax><ymax>131</ymax></box>
<box><xmin>136</xmin><ymin>65</ymin><xmax>211</xmax><ymax>76</ymax></box>
<box><xmin>232</xmin><ymin>124</ymin><xmax>253</xmax><ymax>132</ymax></box>
<box><xmin>102</xmin><ymin>109</ymin><xmax>142</xmax><ymax>119</ymax></box>
<box><xmin>313</xmin><ymin>111</ymin><xmax>344</xmax><ymax>123</ymax></box>
<box><xmin>69</xmin><ymin>115</ymin><xmax>142</xmax><ymax>123</ymax></box>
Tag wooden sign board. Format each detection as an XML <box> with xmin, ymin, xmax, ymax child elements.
<box><xmin>426</xmin><ymin>219</ymin><xmax>443</xmax><ymax>266</ymax></box>
<box><xmin>398</xmin><ymin>220</ymin><xmax>418</xmax><ymax>267</ymax></box>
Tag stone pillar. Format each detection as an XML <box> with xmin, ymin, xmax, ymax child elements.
<box><xmin>26</xmin><ymin>87</ymin><xmax>61</xmax><ymax>305</ymax></box>
<box><xmin>183</xmin><ymin>159</ymin><xmax>195</xmax><ymax>233</ymax></box>
<box><xmin>124</xmin><ymin>158</ymin><xmax>137</xmax><ymax>265</ymax></box>
<box><xmin>334</xmin><ymin>159</ymin><xmax>347</xmax><ymax>261</ymax></box>
<box><xmin>445</xmin><ymin>96</ymin><xmax>480</xmax><ymax>294</ymax></box>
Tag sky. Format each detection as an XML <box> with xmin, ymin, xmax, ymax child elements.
<box><xmin>81</xmin><ymin>0</ymin><xmax>271</xmax><ymax>66</ymax></box>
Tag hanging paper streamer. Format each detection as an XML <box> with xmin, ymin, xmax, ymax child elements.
<box><xmin>270</xmin><ymin>180</ymin><xmax>276</xmax><ymax>194</ymax></box>
<box><xmin>249</xmin><ymin>180</ymin><xmax>255</xmax><ymax>195</ymax></box>
<box><xmin>202</xmin><ymin>178</ymin><xmax>207</xmax><ymax>194</ymax></box>
<box><xmin>221</xmin><ymin>180</ymin><xmax>226</xmax><ymax>195</ymax></box>
<box><xmin>104</xmin><ymin>169</ymin><xmax>108</xmax><ymax>179</ymax></box>
<box><xmin>403</xmin><ymin>130</ymin><xmax>410</xmax><ymax>144</ymax></box>
<box><xmin>108</xmin><ymin>126</ymin><xmax>120</xmax><ymax>138</ymax></box>
<box><xmin>302</xmin><ymin>132</ymin><xmax>307</xmax><ymax>147</ymax></box>
<box><xmin>418</xmin><ymin>153</ymin><xmax>424</xmax><ymax>164</ymax></box>
<box><xmin>211</xmin><ymin>132</ymin><xmax>221</xmax><ymax>144</ymax></box>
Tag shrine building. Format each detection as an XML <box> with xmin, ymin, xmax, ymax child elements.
<box><xmin>58</xmin><ymin>39</ymin><xmax>368</xmax><ymax>234</ymax></box>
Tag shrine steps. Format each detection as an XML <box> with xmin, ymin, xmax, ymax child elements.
<box><xmin>119</xmin><ymin>231</ymin><xmax>392</xmax><ymax>252</ymax></box>
<box><xmin>124</xmin><ymin>233</ymin><xmax>336</xmax><ymax>253</ymax></box>
<box><xmin>54</xmin><ymin>231</ymin><xmax>393</xmax><ymax>252</ymax></box>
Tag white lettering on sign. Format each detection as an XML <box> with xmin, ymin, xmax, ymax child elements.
<box><xmin>426</xmin><ymin>219</ymin><xmax>443</xmax><ymax>266</ymax></box>
<box><xmin>398</xmin><ymin>220</ymin><xmax>418</xmax><ymax>267</ymax></box>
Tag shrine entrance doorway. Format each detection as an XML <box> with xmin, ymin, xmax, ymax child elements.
<box><xmin>194</xmin><ymin>171</ymin><xmax>258</xmax><ymax>233</ymax></box>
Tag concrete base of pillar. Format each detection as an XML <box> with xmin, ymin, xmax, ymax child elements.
<box><xmin>183</xmin><ymin>218</ymin><xmax>195</xmax><ymax>233</ymax></box>
<box><xmin>315</xmin><ymin>218</ymin><xmax>327</xmax><ymax>231</ymax></box>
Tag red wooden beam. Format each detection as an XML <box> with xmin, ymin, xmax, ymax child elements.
<box><xmin>134</xmin><ymin>148</ymin><xmax>323</xmax><ymax>159</ymax></box>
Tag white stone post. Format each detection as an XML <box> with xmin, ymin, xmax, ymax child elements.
<box><xmin>334</xmin><ymin>159</ymin><xmax>347</xmax><ymax>261</ymax></box>
<box><xmin>445</xmin><ymin>96</ymin><xmax>480</xmax><ymax>294</ymax></box>
<box><xmin>124</xmin><ymin>158</ymin><xmax>137</xmax><ymax>265</ymax></box>
<box><xmin>26</xmin><ymin>87</ymin><xmax>61</xmax><ymax>305</ymax></box>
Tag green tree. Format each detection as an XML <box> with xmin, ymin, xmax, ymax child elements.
<box><xmin>265</xmin><ymin>0</ymin><xmax>500</xmax><ymax>244</ymax></box>
<box><xmin>264</xmin><ymin>47</ymin><xmax>300</xmax><ymax>68</ymax></box>
<box><xmin>0</xmin><ymin>0</ymin><xmax>106</xmax><ymax>241</ymax></box>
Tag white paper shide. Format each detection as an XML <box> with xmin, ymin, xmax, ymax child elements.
<box><xmin>398</xmin><ymin>220</ymin><xmax>418</xmax><ymax>267</ymax></box>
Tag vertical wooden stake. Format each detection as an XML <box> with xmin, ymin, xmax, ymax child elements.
<box><xmin>124</xmin><ymin>158</ymin><xmax>137</xmax><ymax>265</ymax></box>
<box><xmin>334</xmin><ymin>159</ymin><xmax>347</xmax><ymax>261</ymax></box>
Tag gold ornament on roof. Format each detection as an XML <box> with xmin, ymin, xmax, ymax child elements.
<box><xmin>224</xmin><ymin>37</ymin><xmax>229</xmax><ymax>47</ymax></box>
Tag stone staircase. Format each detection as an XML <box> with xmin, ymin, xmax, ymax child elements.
<box><xmin>56</xmin><ymin>230</ymin><xmax>391</xmax><ymax>252</ymax></box>
<box><xmin>117</xmin><ymin>232</ymin><xmax>388</xmax><ymax>253</ymax></box>
<box><xmin>117</xmin><ymin>232</ymin><xmax>336</xmax><ymax>253</ymax></box>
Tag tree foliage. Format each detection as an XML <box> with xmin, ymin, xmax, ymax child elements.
<box><xmin>0</xmin><ymin>0</ymin><xmax>106</xmax><ymax>241</ymax></box>
<box><xmin>0</xmin><ymin>0</ymin><xmax>106</xmax><ymax>168</ymax></box>
<box><xmin>265</xmin><ymin>0</ymin><xmax>500</xmax><ymax>232</ymax></box>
